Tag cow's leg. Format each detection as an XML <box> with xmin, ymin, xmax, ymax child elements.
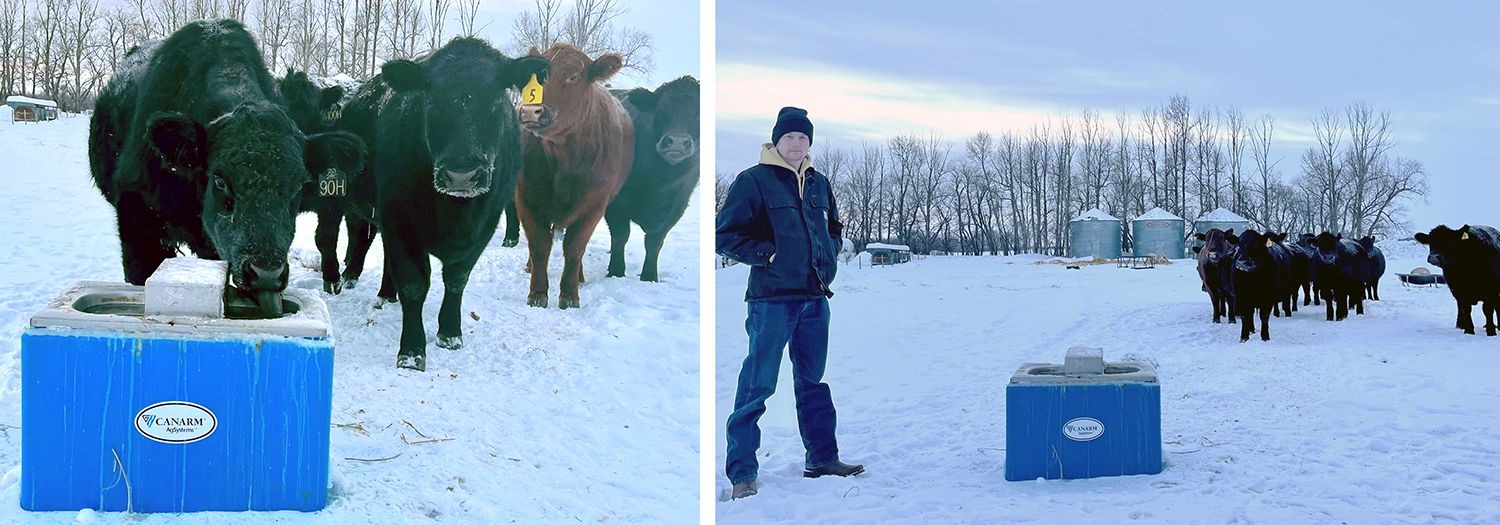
<box><xmin>559</xmin><ymin>211</ymin><xmax>607</xmax><ymax>309</ymax></box>
<box><xmin>502</xmin><ymin>201</ymin><xmax>521</xmax><ymax>248</ymax></box>
<box><xmin>641</xmin><ymin>229</ymin><xmax>667</xmax><ymax>282</ymax></box>
<box><xmin>1209</xmin><ymin>289</ymin><xmax>1222</xmax><ymax>323</ymax></box>
<box><xmin>342</xmin><ymin>216</ymin><xmax>378</xmax><ymax>289</ymax></box>
<box><xmin>435</xmin><ymin>255</ymin><xmax>477</xmax><ymax>349</ymax></box>
<box><xmin>1483</xmin><ymin>301</ymin><xmax>1498</xmax><ymax>337</ymax></box>
<box><xmin>1240</xmin><ymin>306</ymin><xmax>1254</xmax><ymax>342</ymax></box>
<box><xmin>1260</xmin><ymin>306</ymin><xmax>1272</xmax><ymax>341</ymax></box>
<box><xmin>314</xmin><ymin>208</ymin><xmax>344</xmax><ymax>294</ymax></box>
<box><xmin>605</xmin><ymin>210</ymin><xmax>630</xmax><ymax>278</ymax></box>
<box><xmin>385</xmin><ymin>233</ymin><xmax>432</xmax><ymax>371</ymax></box>
<box><xmin>1336</xmin><ymin>291</ymin><xmax>1348</xmax><ymax>321</ymax></box>
<box><xmin>1372</xmin><ymin>281</ymin><xmax>1381</xmax><ymax>301</ymax></box>
<box><xmin>1289</xmin><ymin>286</ymin><xmax>1298</xmax><ymax>312</ymax></box>
<box><xmin>1302</xmin><ymin>282</ymin><xmax>1312</xmax><ymax>306</ymax></box>
<box><xmin>1459</xmin><ymin>301</ymin><xmax>1476</xmax><ymax>334</ymax></box>
<box><xmin>517</xmin><ymin>200</ymin><xmax>552</xmax><ymax>307</ymax></box>
<box><xmin>1323</xmin><ymin>288</ymin><xmax>1335</xmax><ymax>321</ymax></box>
<box><xmin>115</xmin><ymin>193</ymin><xmax>176</xmax><ymax>285</ymax></box>
<box><xmin>374</xmin><ymin>251</ymin><xmax>398</xmax><ymax>306</ymax></box>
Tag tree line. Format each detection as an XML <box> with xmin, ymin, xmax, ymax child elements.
<box><xmin>0</xmin><ymin>0</ymin><xmax>653</xmax><ymax>111</ymax></box>
<box><xmin>717</xmin><ymin>96</ymin><xmax>1429</xmax><ymax>256</ymax></box>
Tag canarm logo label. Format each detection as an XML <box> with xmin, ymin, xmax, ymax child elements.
<box><xmin>1063</xmin><ymin>417</ymin><xmax>1104</xmax><ymax>441</ymax></box>
<box><xmin>1145</xmin><ymin>221</ymin><xmax>1170</xmax><ymax>228</ymax></box>
<box><xmin>135</xmin><ymin>401</ymin><xmax>217</xmax><ymax>444</ymax></box>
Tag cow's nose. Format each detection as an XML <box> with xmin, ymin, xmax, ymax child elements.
<box><xmin>519</xmin><ymin>104</ymin><xmax>545</xmax><ymax>123</ymax></box>
<box><xmin>658</xmin><ymin>133</ymin><xmax>694</xmax><ymax>151</ymax></box>
<box><xmin>246</xmin><ymin>262</ymin><xmax>288</xmax><ymax>291</ymax></box>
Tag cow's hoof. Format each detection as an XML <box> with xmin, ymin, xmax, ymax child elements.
<box><xmin>607</xmin><ymin>269</ymin><xmax>625</xmax><ymax>278</ymax></box>
<box><xmin>1212</xmin><ymin>318</ymin><xmax>1221</xmax><ymax>324</ymax></box>
<box><xmin>1239</xmin><ymin>337</ymin><xmax>1249</xmax><ymax>343</ymax></box>
<box><xmin>559</xmin><ymin>297</ymin><xmax>581</xmax><ymax>309</ymax></box>
<box><xmin>436</xmin><ymin>335</ymin><xmax>463</xmax><ymax>349</ymax></box>
<box><xmin>341</xmin><ymin>277</ymin><xmax>360</xmax><ymax>290</ymax></box>
<box><xmin>323</xmin><ymin>280</ymin><xmax>343</xmax><ymax>295</ymax></box>
<box><xmin>396</xmin><ymin>352</ymin><xmax>426</xmax><ymax>371</ymax></box>
<box><xmin>640</xmin><ymin>272</ymin><xmax>659</xmax><ymax>282</ymax></box>
<box><xmin>502</xmin><ymin>237</ymin><xmax>519</xmax><ymax>248</ymax></box>
<box><xmin>527</xmin><ymin>294</ymin><xmax>548</xmax><ymax>308</ymax></box>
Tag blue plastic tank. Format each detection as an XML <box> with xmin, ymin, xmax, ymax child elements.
<box><xmin>20</xmin><ymin>279</ymin><xmax>333</xmax><ymax>512</ymax></box>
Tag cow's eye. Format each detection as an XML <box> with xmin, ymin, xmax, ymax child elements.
<box><xmin>213</xmin><ymin>176</ymin><xmax>230</xmax><ymax>193</ymax></box>
<box><xmin>567</xmin><ymin>74</ymin><xmax>579</xmax><ymax>84</ymax></box>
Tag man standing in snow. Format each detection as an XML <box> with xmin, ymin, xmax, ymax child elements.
<box><xmin>716</xmin><ymin>107</ymin><xmax>863</xmax><ymax>500</ymax></box>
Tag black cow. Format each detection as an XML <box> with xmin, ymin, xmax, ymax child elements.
<box><xmin>1358</xmin><ymin>236</ymin><xmax>1386</xmax><ymax>301</ymax></box>
<box><xmin>1228</xmin><ymin>230</ymin><xmax>1291</xmax><ymax>341</ymax></box>
<box><xmin>1282</xmin><ymin>234</ymin><xmax>1315</xmax><ymax>310</ymax></box>
<box><xmin>605</xmin><ymin>75</ymin><xmax>700</xmax><ymax>282</ymax></box>
<box><xmin>1307</xmin><ymin>232</ymin><xmax>1367</xmax><ymax>321</ymax></box>
<box><xmin>89</xmin><ymin>20</ymin><xmax>364</xmax><ymax>317</ymax></box>
<box><xmin>1414</xmin><ymin>225</ymin><xmax>1500</xmax><ymax>336</ymax></box>
<box><xmin>1295</xmin><ymin>233</ymin><xmax>1321</xmax><ymax>306</ymax></box>
<box><xmin>1193</xmin><ymin>228</ymin><xmax>1235</xmax><ymax>323</ymax></box>
<box><xmin>359</xmin><ymin>37</ymin><xmax>548</xmax><ymax>370</ymax></box>
<box><xmin>279</xmin><ymin>69</ymin><xmax>383</xmax><ymax>295</ymax></box>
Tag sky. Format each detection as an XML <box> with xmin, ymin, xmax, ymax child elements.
<box><xmin>716</xmin><ymin>1</ymin><xmax>1500</xmax><ymax>234</ymax></box>
<box><xmin>474</xmin><ymin>0</ymin><xmax>698</xmax><ymax>90</ymax></box>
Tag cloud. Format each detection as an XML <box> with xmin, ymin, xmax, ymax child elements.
<box><xmin>718</xmin><ymin>61</ymin><xmax>1068</xmax><ymax>144</ymax></box>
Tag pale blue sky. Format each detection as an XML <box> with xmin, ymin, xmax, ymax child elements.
<box><xmin>717</xmin><ymin>1</ymin><xmax>1500</xmax><ymax>233</ymax></box>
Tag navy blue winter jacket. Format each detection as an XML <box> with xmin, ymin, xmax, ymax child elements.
<box><xmin>716</xmin><ymin>147</ymin><xmax>843</xmax><ymax>302</ymax></box>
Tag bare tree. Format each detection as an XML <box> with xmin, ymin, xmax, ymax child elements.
<box><xmin>509</xmin><ymin>0</ymin><xmax>654</xmax><ymax>82</ymax></box>
<box><xmin>1249</xmin><ymin>113</ymin><xmax>1280</xmax><ymax>229</ymax></box>
<box><xmin>454</xmin><ymin>0</ymin><xmax>481</xmax><ymax>36</ymax></box>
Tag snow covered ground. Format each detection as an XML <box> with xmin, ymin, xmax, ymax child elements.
<box><xmin>716</xmin><ymin>244</ymin><xmax>1500</xmax><ymax>523</ymax></box>
<box><xmin>0</xmin><ymin>115</ymin><xmax>699</xmax><ymax>522</ymax></box>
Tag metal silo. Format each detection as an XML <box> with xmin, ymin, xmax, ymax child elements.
<box><xmin>1069</xmin><ymin>209</ymin><xmax>1121</xmax><ymax>259</ymax></box>
<box><xmin>1131</xmin><ymin>207</ymin><xmax>1187</xmax><ymax>259</ymax></box>
<box><xmin>1194</xmin><ymin>208</ymin><xmax>1251</xmax><ymax>237</ymax></box>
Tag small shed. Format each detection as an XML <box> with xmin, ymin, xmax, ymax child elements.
<box><xmin>1069</xmin><ymin>208</ymin><xmax>1121</xmax><ymax>259</ymax></box>
<box><xmin>5</xmin><ymin>95</ymin><xmax>59</xmax><ymax>122</ymax></box>
<box><xmin>1193</xmin><ymin>208</ymin><xmax>1251</xmax><ymax>251</ymax></box>
<box><xmin>865</xmin><ymin>243</ymin><xmax>911</xmax><ymax>266</ymax></box>
<box><xmin>1131</xmin><ymin>207</ymin><xmax>1186</xmax><ymax>259</ymax></box>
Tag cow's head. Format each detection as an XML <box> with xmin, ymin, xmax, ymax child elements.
<box><xmin>1232</xmin><ymin>229</ymin><xmax>1273</xmax><ymax>273</ymax></box>
<box><xmin>1306</xmin><ymin>231</ymin><xmax>1344</xmax><ymax>265</ymax></box>
<box><xmin>145</xmin><ymin>104</ymin><xmax>363</xmax><ymax>316</ymax></box>
<box><xmin>1195</xmin><ymin>227</ymin><xmax>1233</xmax><ymax>264</ymax></box>
<box><xmin>625</xmin><ymin>76</ymin><xmax>699</xmax><ymax>166</ymax></box>
<box><xmin>518</xmin><ymin>43</ymin><xmax>623</xmax><ymax>137</ymax></box>
<box><xmin>1415</xmin><ymin>225</ymin><xmax>1471</xmax><ymax>268</ymax></box>
<box><xmin>1358</xmin><ymin>235</ymin><xmax>1378</xmax><ymax>253</ymax></box>
<box><xmin>278</xmin><ymin>69</ymin><xmax>345</xmax><ymax>135</ymax></box>
<box><xmin>383</xmin><ymin>38</ymin><xmax>549</xmax><ymax>198</ymax></box>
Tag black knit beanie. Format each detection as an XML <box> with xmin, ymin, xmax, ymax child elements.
<box><xmin>772</xmin><ymin>106</ymin><xmax>814</xmax><ymax>145</ymax></box>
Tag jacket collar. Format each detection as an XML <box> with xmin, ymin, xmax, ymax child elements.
<box><xmin>759</xmin><ymin>143</ymin><xmax>813</xmax><ymax>177</ymax></box>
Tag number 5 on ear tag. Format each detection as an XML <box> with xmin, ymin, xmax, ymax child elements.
<box><xmin>523</xmin><ymin>74</ymin><xmax>544</xmax><ymax>104</ymax></box>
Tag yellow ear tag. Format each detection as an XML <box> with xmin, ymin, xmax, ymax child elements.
<box><xmin>522</xmin><ymin>74</ymin><xmax>544</xmax><ymax>104</ymax></box>
<box><xmin>1463</xmin><ymin>232</ymin><xmax>1470</xmax><ymax>240</ymax></box>
<box><xmin>1266</xmin><ymin>239</ymin><xmax>1274</xmax><ymax>248</ymax></box>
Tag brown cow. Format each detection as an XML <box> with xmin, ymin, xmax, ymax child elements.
<box><xmin>516</xmin><ymin>43</ymin><xmax>634</xmax><ymax>308</ymax></box>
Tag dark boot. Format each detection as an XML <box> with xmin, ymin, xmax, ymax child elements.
<box><xmin>731</xmin><ymin>480</ymin><xmax>757</xmax><ymax>499</ymax></box>
<box><xmin>804</xmin><ymin>460</ymin><xmax>865</xmax><ymax>478</ymax></box>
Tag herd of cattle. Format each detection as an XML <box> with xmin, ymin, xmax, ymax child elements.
<box><xmin>86</xmin><ymin>19</ymin><xmax>700</xmax><ymax>371</ymax></box>
<box><xmin>1194</xmin><ymin>224</ymin><xmax>1500</xmax><ymax>341</ymax></box>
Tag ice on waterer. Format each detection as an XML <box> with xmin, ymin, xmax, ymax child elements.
<box><xmin>1005</xmin><ymin>347</ymin><xmax>1162</xmax><ymax>481</ymax></box>
<box><xmin>144</xmin><ymin>256</ymin><xmax>228</xmax><ymax>317</ymax></box>
<box><xmin>20</xmin><ymin>267</ymin><xmax>334</xmax><ymax>513</ymax></box>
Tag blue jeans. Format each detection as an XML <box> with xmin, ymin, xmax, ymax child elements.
<box><xmin>724</xmin><ymin>297</ymin><xmax>840</xmax><ymax>484</ymax></box>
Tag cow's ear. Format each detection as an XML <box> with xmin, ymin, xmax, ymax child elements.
<box><xmin>1414</xmin><ymin>232</ymin><xmax>1429</xmax><ymax>244</ymax></box>
<box><xmin>320</xmin><ymin>86</ymin><xmax>344</xmax><ymax>108</ymax></box>
<box><xmin>1225</xmin><ymin>228</ymin><xmax>1234</xmax><ymax>236</ymax></box>
<box><xmin>383</xmin><ymin>60</ymin><xmax>428</xmax><ymax>93</ymax></box>
<box><xmin>1273</xmin><ymin>233</ymin><xmax>1287</xmax><ymax>243</ymax></box>
<box><xmin>145</xmin><ymin>112</ymin><xmax>206</xmax><ymax>170</ymax></box>
<box><xmin>503</xmin><ymin>55</ymin><xmax>551</xmax><ymax>89</ymax></box>
<box><xmin>587</xmin><ymin>53</ymin><xmax>624</xmax><ymax>83</ymax></box>
<box><xmin>1191</xmin><ymin>245</ymin><xmax>1201</xmax><ymax>254</ymax></box>
<box><xmin>1225</xmin><ymin>234</ymin><xmax>1239</xmax><ymax>244</ymax></box>
<box><xmin>305</xmin><ymin>130</ymin><xmax>366</xmax><ymax>179</ymax></box>
<box><xmin>528</xmin><ymin>45</ymin><xmax>542</xmax><ymax>57</ymax></box>
<box><xmin>626</xmin><ymin>88</ymin><xmax>660</xmax><ymax>112</ymax></box>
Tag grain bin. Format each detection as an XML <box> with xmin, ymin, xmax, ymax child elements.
<box><xmin>1131</xmin><ymin>207</ymin><xmax>1186</xmax><ymax>259</ymax></box>
<box><xmin>1193</xmin><ymin>208</ymin><xmax>1251</xmax><ymax>250</ymax></box>
<box><xmin>1069</xmin><ymin>208</ymin><xmax>1121</xmax><ymax>259</ymax></box>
